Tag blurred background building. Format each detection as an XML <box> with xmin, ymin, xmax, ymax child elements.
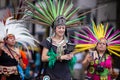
<box><xmin>0</xmin><ymin>0</ymin><xmax>120</xmax><ymax>40</ymax></box>
<box><xmin>0</xmin><ymin>0</ymin><xmax>120</xmax><ymax>79</ymax></box>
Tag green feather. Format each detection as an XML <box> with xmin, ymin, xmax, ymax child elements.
<box><xmin>66</xmin><ymin>16</ymin><xmax>86</xmax><ymax>25</ymax></box>
<box><xmin>60</xmin><ymin>0</ymin><xmax>65</xmax><ymax>15</ymax></box>
<box><xmin>71</xmin><ymin>35</ymin><xmax>90</xmax><ymax>42</ymax></box>
<box><xmin>66</xmin><ymin>7</ymin><xmax>79</xmax><ymax>19</ymax></box>
<box><xmin>37</xmin><ymin>0</ymin><xmax>53</xmax><ymax>22</ymax></box>
<box><xmin>27</xmin><ymin>1</ymin><xmax>51</xmax><ymax>22</ymax></box>
<box><xmin>52</xmin><ymin>0</ymin><xmax>57</xmax><ymax>18</ymax></box>
<box><xmin>64</xmin><ymin>3</ymin><xmax>73</xmax><ymax>16</ymax></box>
<box><xmin>49</xmin><ymin>0</ymin><xmax>56</xmax><ymax>19</ymax></box>
<box><xmin>48</xmin><ymin>48</ymin><xmax>58</xmax><ymax>68</ymax></box>
<box><xmin>56</xmin><ymin>0</ymin><xmax>61</xmax><ymax>16</ymax></box>
<box><xmin>44</xmin><ymin>0</ymin><xmax>54</xmax><ymax>20</ymax></box>
<box><xmin>26</xmin><ymin>12</ymin><xmax>51</xmax><ymax>24</ymax></box>
<box><xmin>25</xmin><ymin>0</ymin><xmax>86</xmax><ymax>27</ymax></box>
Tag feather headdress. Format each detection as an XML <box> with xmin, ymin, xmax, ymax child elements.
<box><xmin>0</xmin><ymin>17</ymin><xmax>39</xmax><ymax>50</ymax></box>
<box><xmin>25</xmin><ymin>0</ymin><xmax>85</xmax><ymax>27</ymax></box>
<box><xmin>73</xmin><ymin>21</ymin><xmax>120</xmax><ymax>57</ymax></box>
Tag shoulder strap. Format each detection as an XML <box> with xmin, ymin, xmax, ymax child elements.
<box><xmin>6</xmin><ymin>46</ymin><xmax>16</xmax><ymax>59</ymax></box>
<box><xmin>6</xmin><ymin>46</ymin><xmax>21</xmax><ymax>63</ymax></box>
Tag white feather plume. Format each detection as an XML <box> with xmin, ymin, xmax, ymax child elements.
<box><xmin>0</xmin><ymin>17</ymin><xmax>39</xmax><ymax>50</ymax></box>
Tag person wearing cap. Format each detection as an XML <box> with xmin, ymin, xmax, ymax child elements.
<box><xmin>40</xmin><ymin>16</ymin><xmax>76</xmax><ymax>80</ymax></box>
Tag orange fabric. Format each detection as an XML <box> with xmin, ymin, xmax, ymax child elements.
<box><xmin>19</xmin><ymin>50</ymin><xmax>28</xmax><ymax>69</ymax></box>
<box><xmin>22</xmin><ymin>63</ymin><xmax>26</xmax><ymax>70</ymax></box>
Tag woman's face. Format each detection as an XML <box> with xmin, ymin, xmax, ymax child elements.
<box><xmin>5</xmin><ymin>35</ymin><xmax>16</xmax><ymax>46</ymax></box>
<box><xmin>96</xmin><ymin>38</ymin><xmax>107</xmax><ymax>52</ymax></box>
<box><xmin>55</xmin><ymin>25</ymin><xmax>66</xmax><ymax>37</ymax></box>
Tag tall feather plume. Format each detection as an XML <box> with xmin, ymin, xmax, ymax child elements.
<box><xmin>24</xmin><ymin>0</ymin><xmax>86</xmax><ymax>27</ymax></box>
<box><xmin>0</xmin><ymin>0</ymin><xmax>39</xmax><ymax>52</ymax></box>
<box><xmin>73</xmin><ymin>21</ymin><xmax>120</xmax><ymax>57</ymax></box>
<box><xmin>0</xmin><ymin>17</ymin><xmax>39</xmax><ymax>49</ymax></box>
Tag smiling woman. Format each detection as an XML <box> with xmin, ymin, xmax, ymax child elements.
<box><xmin>52</xmin><ymin>16</ymin><xmax>67</xmax><ymax>38</ymax></box>
<box><xmin>40</xmin><ymin>16</ymin><xmax>76</xmax><ymax>80</ymax></box>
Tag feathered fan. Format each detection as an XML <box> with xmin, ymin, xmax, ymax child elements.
<box><xmin>0</xmin><ymin>17</ymin><xmax>39</xmax><ymax>51</ymax></box>
<box><xmin>72</xmin><ymin>21</ymin><xmax>120</xmax><ymax>57</ymax></box>
<box><xmin>24</xmin><ymin>0</ymin><xmax>85</xmax><ymax>27</ymax></box>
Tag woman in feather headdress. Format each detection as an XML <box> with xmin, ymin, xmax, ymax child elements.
<box><xmin>0</xmin><ymin>9</ymin><xmax>38</xmax><ymax>80</ymax></box>
<box><xmin>73</xmin><ymin>21</ymin><xmax>120</xmax><ymax>80</ymax></box>
<box><xmin>24</xmin><ymin>0</ymin><xmax>86</xmax><ymax>80</ymax></box>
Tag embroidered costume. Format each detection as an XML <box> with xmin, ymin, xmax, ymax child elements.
<box><xmin>24</xmin><ymin>0</ymin><xmax>85</xmax><ymax>80</ymax></box>
<box><xmin>40</xmin><ymin>37</ymin><xmax>76</xmax><ymax>80</ymax></box>
<box><xmin>0</xmin><ymin>11</ymin><xmax>38</xmax><ymax>80</ymax></box>
<box><xmin>86</xmin><ymin>53</ymin><xmax>112</xmax><ymax>80</ymax></box>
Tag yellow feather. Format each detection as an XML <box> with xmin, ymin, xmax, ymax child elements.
<box><xmin>104</xmin><ymin>23</ymin><xmax>108</xmax><ymax>37</ymax></box>
<box><xmin>75</xmin><ymin>44</ymin><xmax>96</xmax><ymax>47</ymax></box>
<box><xmin>108</xmin><ymin>48</ymin><xmax>120</xmax><ymax>57</ymax></box>
<box><xmin>75</xmin><ymin>44</ymin><xmax>96</xmax><ymax>52</ymax></box>
<box><xmin>107</xmin><ymin>46</ymin><xmax>120</xmax><ymax>51</ymax></box>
